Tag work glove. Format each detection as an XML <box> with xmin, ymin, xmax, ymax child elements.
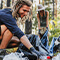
<box><xmin>30</xmin><ymin>47</ymin><xmax>46</xmax><ymax>58</ymax></box>
<box><xmin>30</xmin><ymin>47</ymin><xmax>40</xmax><ymax>58</ymax></box>
<box><xmin>46</xmin><ymin>27</ymin><xmax>48</xmax><ymax>30</ymax></box>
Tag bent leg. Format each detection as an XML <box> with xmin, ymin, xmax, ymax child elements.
<box><xmin>0</xmin><ymin>25</ymin><xmax>7</xmax><ymax>39</ymax></box>
<box><xmin>0</xmin><ymin>25</ymin><xmax>13</xmax><ymax>49</ymax></box>
<box><xmin>7</xmin><ymin>36</ymin><xmax>20</xmax><ymax>48</ymax></box>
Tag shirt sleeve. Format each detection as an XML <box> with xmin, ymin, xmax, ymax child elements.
<box><xmin>0</xmin><ymin>12</ymin><xmax>25</xmax><ymax>39</ymax></box>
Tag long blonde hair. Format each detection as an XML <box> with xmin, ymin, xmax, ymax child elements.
<box><xmin>12</xmin><ymin>0</ymin><xmax>32</xmax><ymax>19</ymax></box>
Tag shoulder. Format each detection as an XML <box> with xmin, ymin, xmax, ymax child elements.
<box><xmin>46</xmin><ymin>11</ymin><xmax>49</xmax><ymax>15</ymax></box>
<box><xmin>0</xmin><ymin>9</ymin><xmax>12</xmax><ymax>17</ymax></box>
<box><xmin>45</xmin><ymin>10</ymin><xmax>49</xmax><ymax>16</ymax></box>
<box><xmin>0</xmin><ymin>8</ymin><xmax>11</xmax><ymax>14</ymax></box>
<box><xmin>0</xmin><ymin>10</ymin><xmax>16</xmax><ymax>21</ymax></box>
<box><xmin>0</xmin><ymin>11</ymin><xmax>5</xmax><ymax>17</ymax></box>
<box><xmin>0</xmin><ymin>12</ymin><xmax>10</xmax><ymax>18</ymax></box>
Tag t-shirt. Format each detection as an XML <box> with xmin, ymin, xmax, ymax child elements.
<box><xmin>0</xmin><ymin>8</ymin><xmax>25</xmax><ymax>39</ymax></box>
<box><xmin>38</xmin><ymin>11</ymin><xmax>47</xmax><ymax>27</ymax></box>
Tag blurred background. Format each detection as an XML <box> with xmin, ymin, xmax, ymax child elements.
<box><xmin>0</xmin><ymin>0</ymin><xmax>60</xmax><ymax>44</ymax></box>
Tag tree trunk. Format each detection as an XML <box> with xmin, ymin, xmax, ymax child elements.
<box><xmin>53</xmin><ymin>0</ymin><xmax>54</xmax><ymax>20</ymax></box>
<box><xmin>39</xmin><ymin>0</ymin><xmax>40</xmax><ymax>4</ymax></box>
<box><xmin>7</xmin><ymin>0</ymin><xmax>11</xmax><ymax>7</ymax></box>
<box><xmin>55</xmin><ymin>0</ymin><xmax>57</xmax><ymax>18</ymax></box>
<box><xmin>0</xmin><ymin>0</ymin><xmax>3</xmax><ymax>9</ymax></box>
<box><xmin>42</xmin><ymin>0</ymin><xmax>44</xmax><ymax>6</ymax></box>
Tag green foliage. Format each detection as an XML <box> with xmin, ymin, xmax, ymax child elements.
<box><xmin>32</xmin><ymin>9</ymin><xmax>38</xmax><ymax>29</ymax></box>
<box><xmin>49</xmin><ymin>18</ymin><xmax>60</xmax><ymax>43</ymax></box>
<box><xmin>45</xmin><ymin>0</ymin><xmax>54</xmax><ymax>20</ymax></box>
<box><xmin>50</xmin><ymin>28</ymin><xmax>60</xmax><ymax>37</ymax></box>
<box><xmin>46</xmin><ymin>8</ymin><xmax>52</xmax><ymax>20</ymax></box>
<box><xmin>49</xmin><ymin>28</ymin><xmax>60</xmax><ymax>44</ymax></box>
<box><xmin>57</xmin><ymin>17</ymin><xmax>60</xmax><ymax>20</ymax></box>
<box><xmin>6</xmin><ymin>47</ymin><xmax>18</xmax><ymax>53</ymax></box>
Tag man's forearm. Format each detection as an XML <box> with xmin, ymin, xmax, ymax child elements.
<box><xmin>20</xmin><ymin>35</ymin><xmax>33</xmax><ymax>49</ymax></box>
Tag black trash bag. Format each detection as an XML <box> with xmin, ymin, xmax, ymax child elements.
<box><xmin>17</xmin><ymin>34</ymin><xmax>49</xmax><ymax>60</ymax></box>
<box><xmin>53</xmin><ymin>36</ymin><xmax>60</xmax><ymax>52</ymax></box>
<box><xmin>0</xmin><ymin>49</ymin><xmax>8</xmax><ymax>60</ymax></box>
<box><xmin>17</xmin><ymin>34</ymin><xmax>38</xmax><ymax>60</ymax></box>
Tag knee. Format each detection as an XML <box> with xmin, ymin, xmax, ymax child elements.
<box><xmin>0</xmin><ymin>25</ymin><xmax>7</xmax><ymax>39</ymax></box>
<box><xmin>5</xmin><ymin>30</ymin><xmax>13</xmax><ymax>36</ymax></box>
<box><xmin>1</xmin><ymin>25</ymin><xmax>7</xmax><ymax>29</ymax></box>
<box><xmin>0</xmin><ymin>25</ymin><xmax>13</xmax><ymax>39</ymax></box>
<box><xmin>1</xmin><ymin>25</ymin><xmax>7</xmax><ymax>35</ymax></box>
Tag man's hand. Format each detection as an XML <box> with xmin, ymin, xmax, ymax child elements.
<box><xmin>30</xmin><ymin>47</ymin><xmax>46</xmax><ymax>58</ymax></box>
<box><xmin>46</xmin><ymin>27</ymin><xmax>48</xmax><ymax>30</ymax></box>
<box><xmin>30</xmin><ymin>47</ymin><xmax>40</xmax><ymax>58</ymax></box>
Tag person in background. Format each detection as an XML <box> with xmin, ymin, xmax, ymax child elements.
<box><xmin>0</xmin><ymin>0</ymin><xmax>40</xmax><ymax>58</ymax></box>
<box><xmin>36</xmin><ymin>4</ymin><xmax>49</xmax><ymax>40</ymax></box>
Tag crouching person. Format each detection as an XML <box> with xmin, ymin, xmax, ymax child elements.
<box><xmin>0</xmin><ymin>0</ymin><xmax>41</xmax><ymax>58</ymax></box>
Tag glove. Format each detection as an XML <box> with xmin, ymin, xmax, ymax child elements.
<box><xmin>46</xmin><ymin>27</ymin><xmax>48</xmax><ymax>30</ymax></box>
<box><xmin>30</xmin><ymin>47</ymin><xmax>40</xmax><ymax>58</ymax></box>
<box><xmin>38</xmin><ymin>29</ymin><xmax>41</xmax><ymax>34</ymax></box>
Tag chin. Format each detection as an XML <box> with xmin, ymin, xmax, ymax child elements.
<box><xmin>21</xmin><ymin>16</ymin><xmax>24</xmax><ymax>18</ymax></box>
<box><xmin>20</xmin><ymin>16</ymin><xmax>22</xmax><ymax>18</ymax></box>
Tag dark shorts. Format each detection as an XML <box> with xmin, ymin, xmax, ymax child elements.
<box><xmin>0</xmin><ymin>25</ymin><xmax>1</xmax><ymax>36</ymax></box>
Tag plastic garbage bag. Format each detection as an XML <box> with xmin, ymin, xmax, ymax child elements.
<box><xmin>3</xmin><ymin>52</ymin><xmax>29</xmax><ymax>60</ymax></box>
<box><xmin>49</xmin><ymin>36</ymin><xmax>60</xmax><ymax>56</ymax></box>
<box><xmin>17</xmin><ymin>34</ymin><xmax>49</xmax><ymax>60</ymax></box>
<box><xmin>54</xmin><ymin>36</ymin><xmax>60</xmax><ymax>51</ymax></box>
<box><xmin>0</xmin><ymin>49</ymin><xmax>8</xmax><ymax>60</ymax></box>
<box><xmin>40</xmin><ymin>30</ymin><xmax>49</xmax><ymax>49</ymax></box>
<box><xmin>17</xmin><ymin>34</ymin><xmax>60</xmax><ymax>60</ymax></box>
<box><xmin>52</xmin><ymin>53</ymin><xmax>60</xmax><ymax>60</ymax></box>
